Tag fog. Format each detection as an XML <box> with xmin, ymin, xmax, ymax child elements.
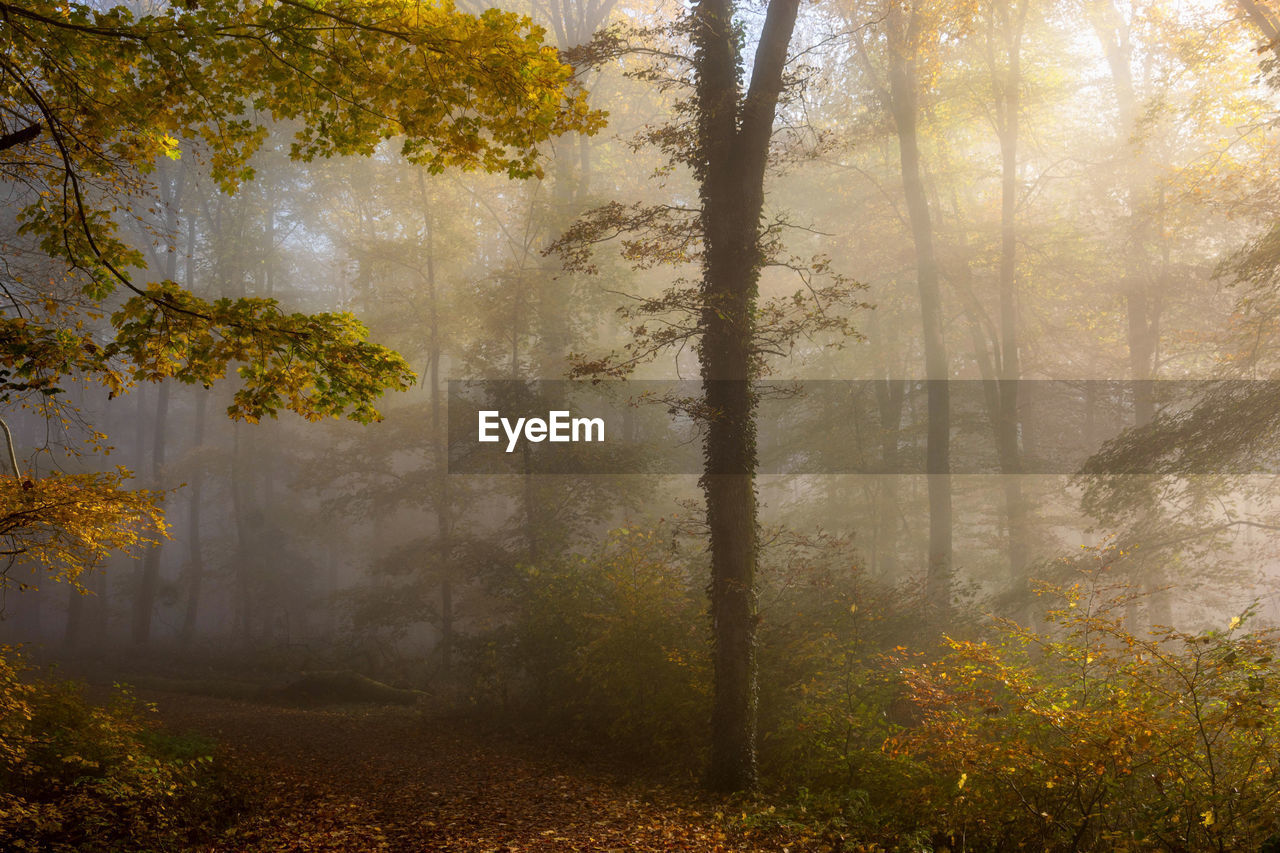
<box><xmin>6</xmin><ymin>0</ymin><xmax>1280</xmax><ymax>848</ymax></box>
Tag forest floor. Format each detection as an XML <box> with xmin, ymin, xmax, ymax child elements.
<box><xmin>148</xmin><ymin>692</ymin><xmax>840</xmax><ymax>852</ymax></box>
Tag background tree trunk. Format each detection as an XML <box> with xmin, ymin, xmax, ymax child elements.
<box><xmin>992</xmin><ymin>0</ymin><xmax>1030</xmax><ymax>589</ymax></box>
<box><xmin>131</xmin><ymin>374</ymin><xmax>169</xmax><ymax>646</ymax></box>
<box><xmin>885</xmin><ymin>10</ymin><xmax>953</xmax><ymax>621</ymax></box>
<box><xmin>179</xmin><ymin>391</ymin><xmax>208</xmax><ymax>649</ymax></box>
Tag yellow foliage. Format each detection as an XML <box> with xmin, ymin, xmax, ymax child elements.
<box><xmin>0</xmin><ymin>469</ymin><xmax>164</xmax><ymax>593</ymax></box>
<box><xmin>888</xmin><ymin>572</ymin><xmax>1280</xmax><ymax>850</ymax></box>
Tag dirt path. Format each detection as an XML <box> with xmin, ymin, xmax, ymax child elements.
<box><xmin>149</xmin><ymin>693</ymin><xmax>824</xmax><ymax>852</ymax></box>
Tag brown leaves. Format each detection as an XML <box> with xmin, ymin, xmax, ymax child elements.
<box><xmin>149</xmin><ymin>693</ymin><xmax>835</xmax><ymax>852</ymax></box>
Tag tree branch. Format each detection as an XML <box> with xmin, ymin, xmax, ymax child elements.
<box><xmin>0</xmin><ymin>122</ymin><xmax>39</xmax><ymax>151</ymax></box>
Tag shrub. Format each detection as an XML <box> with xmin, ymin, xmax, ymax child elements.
<box><xmin>0</xmin><ymin>647</ymin><xmax>223</xmax><ymax>851</ymax></box>
<box><xmin>755</xmin><ymin>536</ymin><xmax>904</xmax><ymax>773</ymax></box>
<box><xmin>887</xmin><ymin>574</ymin><xmax>1280</xmax><ymax>852</ymax></box>
<box><xmin>752</xmin><ymin>534</ymin><xmax>939</xmax><ymax>843</ymax></box>
<box><xmin>498</xmin><ymin>523</ymin><xmax>710</xmax><ymax>762</ymax></box>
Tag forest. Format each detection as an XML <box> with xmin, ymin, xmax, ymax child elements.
<box><xmin>4</xmin><ymin>0</ymin><xmax>1280</xmax><ymax>849</ymax></box>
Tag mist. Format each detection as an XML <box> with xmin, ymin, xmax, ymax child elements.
<box><xmin>4</xmin><ymin>0</ymin><xmax>1280</xmax><ymax>849</ymax></box>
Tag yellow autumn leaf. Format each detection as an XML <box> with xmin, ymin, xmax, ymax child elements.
<box><xmin>159</xmin><ymin>133</ymin><xmax>181</xmax><ymax>161</ymax></box>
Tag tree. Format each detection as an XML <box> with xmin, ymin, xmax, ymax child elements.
<box><xmin>0</xmin><ymin>0</ymin><xmax>601</xmax><ymax>592</ymax></box>
<box><xmin>691</xmin><ymin>0</ymin><xmax>801</xmax><ymax>793</ymax></box>
<box><xmin>984</xmin><ymin>0</ymin><xmax>1030</xmax><ymax>587</ymax></box>
<box><xmin>554</xmin><ymin>0</ymin><xmax>865</xmax><ymax>791</ymax></box>
<box><xmin>852</xmin><ymin>0</ymin><xmax>955</xmax><ymax>620</ymax></box>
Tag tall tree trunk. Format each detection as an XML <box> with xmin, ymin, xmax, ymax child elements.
<box><xmin>1090</xmin><ymin>0</ymin><xmax>1167</xmax><ymax>630</ymax></box>
<box><xmin>991</xmin><ymin>0</ymin><xmax>1030</xmax><ymax>586</ymax></box>
<box><xmin>418</xmin><ymin>174</ymin><xmax>455</xmax><ymax>673</ymax></box>
<box><xmin>87</xmin><ymin>568</ymin><xmax>108</xmax><ymax>649</ymax></box>
<box><xmin>132</xmin><ymin>381</ymin><xmax>169</xmax><ymax>646</ymax></box>
<box><xmin>64</xmin><ymin>585</ymin><xmax>83</xmax><ymax>649</ymax></box>
<box><xmin>874</xmin><ymin>377</ymin><xmax>905</xmax><ymax>579</ymax></box>
<box><xmin>1235</xmin><ymin>0</ymin><xmax>1280</xmax><ymax>63</ymax></box>
<box><xmin>693</xmin><ymin>0</ymin><xmax>799</xmax><ymax>792</ymax></box>
<box><xmin>529</xmin><ymin>0</ymin><xmax>609</xmax><ymax>567</ymax></box>
<box><xmin>179</xmin><ymin>205</ymin><xmax>206</xmax><ymax>648</ymax></box>
<box><xmin>433</xmin><ymin>349</ymin><xmax>453</xmax><ymax>673</ymax></box>
<box><xmin>1090</xmin><ymin>0</ymin><xmax>1158</xmax><ymax>426</ymax></box>
<box><xmin>131</xmin><ymin>160</ymin><xmax>184</xmax><ymax>646</ymax></box>
<box><xmin>231</xmin><ymin>425</ymin><xmax>252</xmax><ymax>643</ymax></box>
<box><xmin>885</xmin><ymin>11</ymin><xmax>953</xmax><ymax>621</ymax></box>
<box><xmin>179</xmin><ymin>391</ymin><xmax>208</xmax><ymax>648</ymax></box>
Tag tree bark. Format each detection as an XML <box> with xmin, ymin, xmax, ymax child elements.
<box><xmin>874</xmin><ymin>376</ymin><xmax>905</xmax><ymax>579</ymax></box>
<box><xmin>0</xmin><ymin>122</ymin><xmax>39</xmax><ymax>151</ymax></box>
<box><xmin>131</xmin><ymin>380</ymin><xmax>168</xmax><ymax>645</ymax></box>
<box><xmin>1090</xmin><ymin>0</ymin><xmax>1159</xmax><ymax>427</ymax></box>
<box><xmin>1235</xmin><ymin>0</ymin><xmax>1280</xmax><ymax>62</ymax></box>
<box><xmin>230</xmin><ymin>425</ymin><xmax>253</xmax><ymax>643</ymax></box>
<box><xmin>884</xmin><ymin>8</ymin><xmax>953</xmax><ymax>621</ymax></box>
<box><xmin>1090</xmin><ymin>0</ymin><xmax>1170</xmax><ymax>631</ymax></box>
<box><xmin>179</xmin><ymin>208</ymin><xmax>206</xmax><ymax>649</ymax></box>
<box><xmin>132</xmin><ymin>159</ymin><xmax>184</xmax><ymax>646</ymax></box>
<box><xmin>63</xmin><ymin>584</ymin><xmax>83</xmax><ymax>649</ymax></box>
<box><xmin>179</xmin><ymin>390</ymin><xmax>208</xmax><ymax>648</ymax></box>
<box><xmin>418</xmin><ymin>175</ymin><xmax>455</xmax><ymax>673</ymax></box>
<box><xmin>991</xmin><ymin>0</ymin><xmax>1030</xmax><ymax>585</ymax></box>
<box><xmin>693</xmin><ymin>0</ymin><xmax>799</xmax><ymax>792</ymax></box>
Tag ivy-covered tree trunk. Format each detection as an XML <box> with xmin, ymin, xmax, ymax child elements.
<box><xmin>692</xmin><ymin>0</ymin><xmax>799</xmax><ymax>793</ymax></box>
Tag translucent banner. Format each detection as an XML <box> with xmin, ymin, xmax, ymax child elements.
<box><xmin>446</xmin><ymin>380</ymin><xmax>1279</xmax><ymax>475</ymax></box>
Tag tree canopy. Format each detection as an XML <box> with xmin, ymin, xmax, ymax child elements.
<box><xmin>0</xmin><ymin>0</ymin><xmax>602</xmax><ymax>423</ymax></box>
<box><xmin>0</xmin><ymin>0</ymin><xmax>602</xmax><ymax>590</ymax></box>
